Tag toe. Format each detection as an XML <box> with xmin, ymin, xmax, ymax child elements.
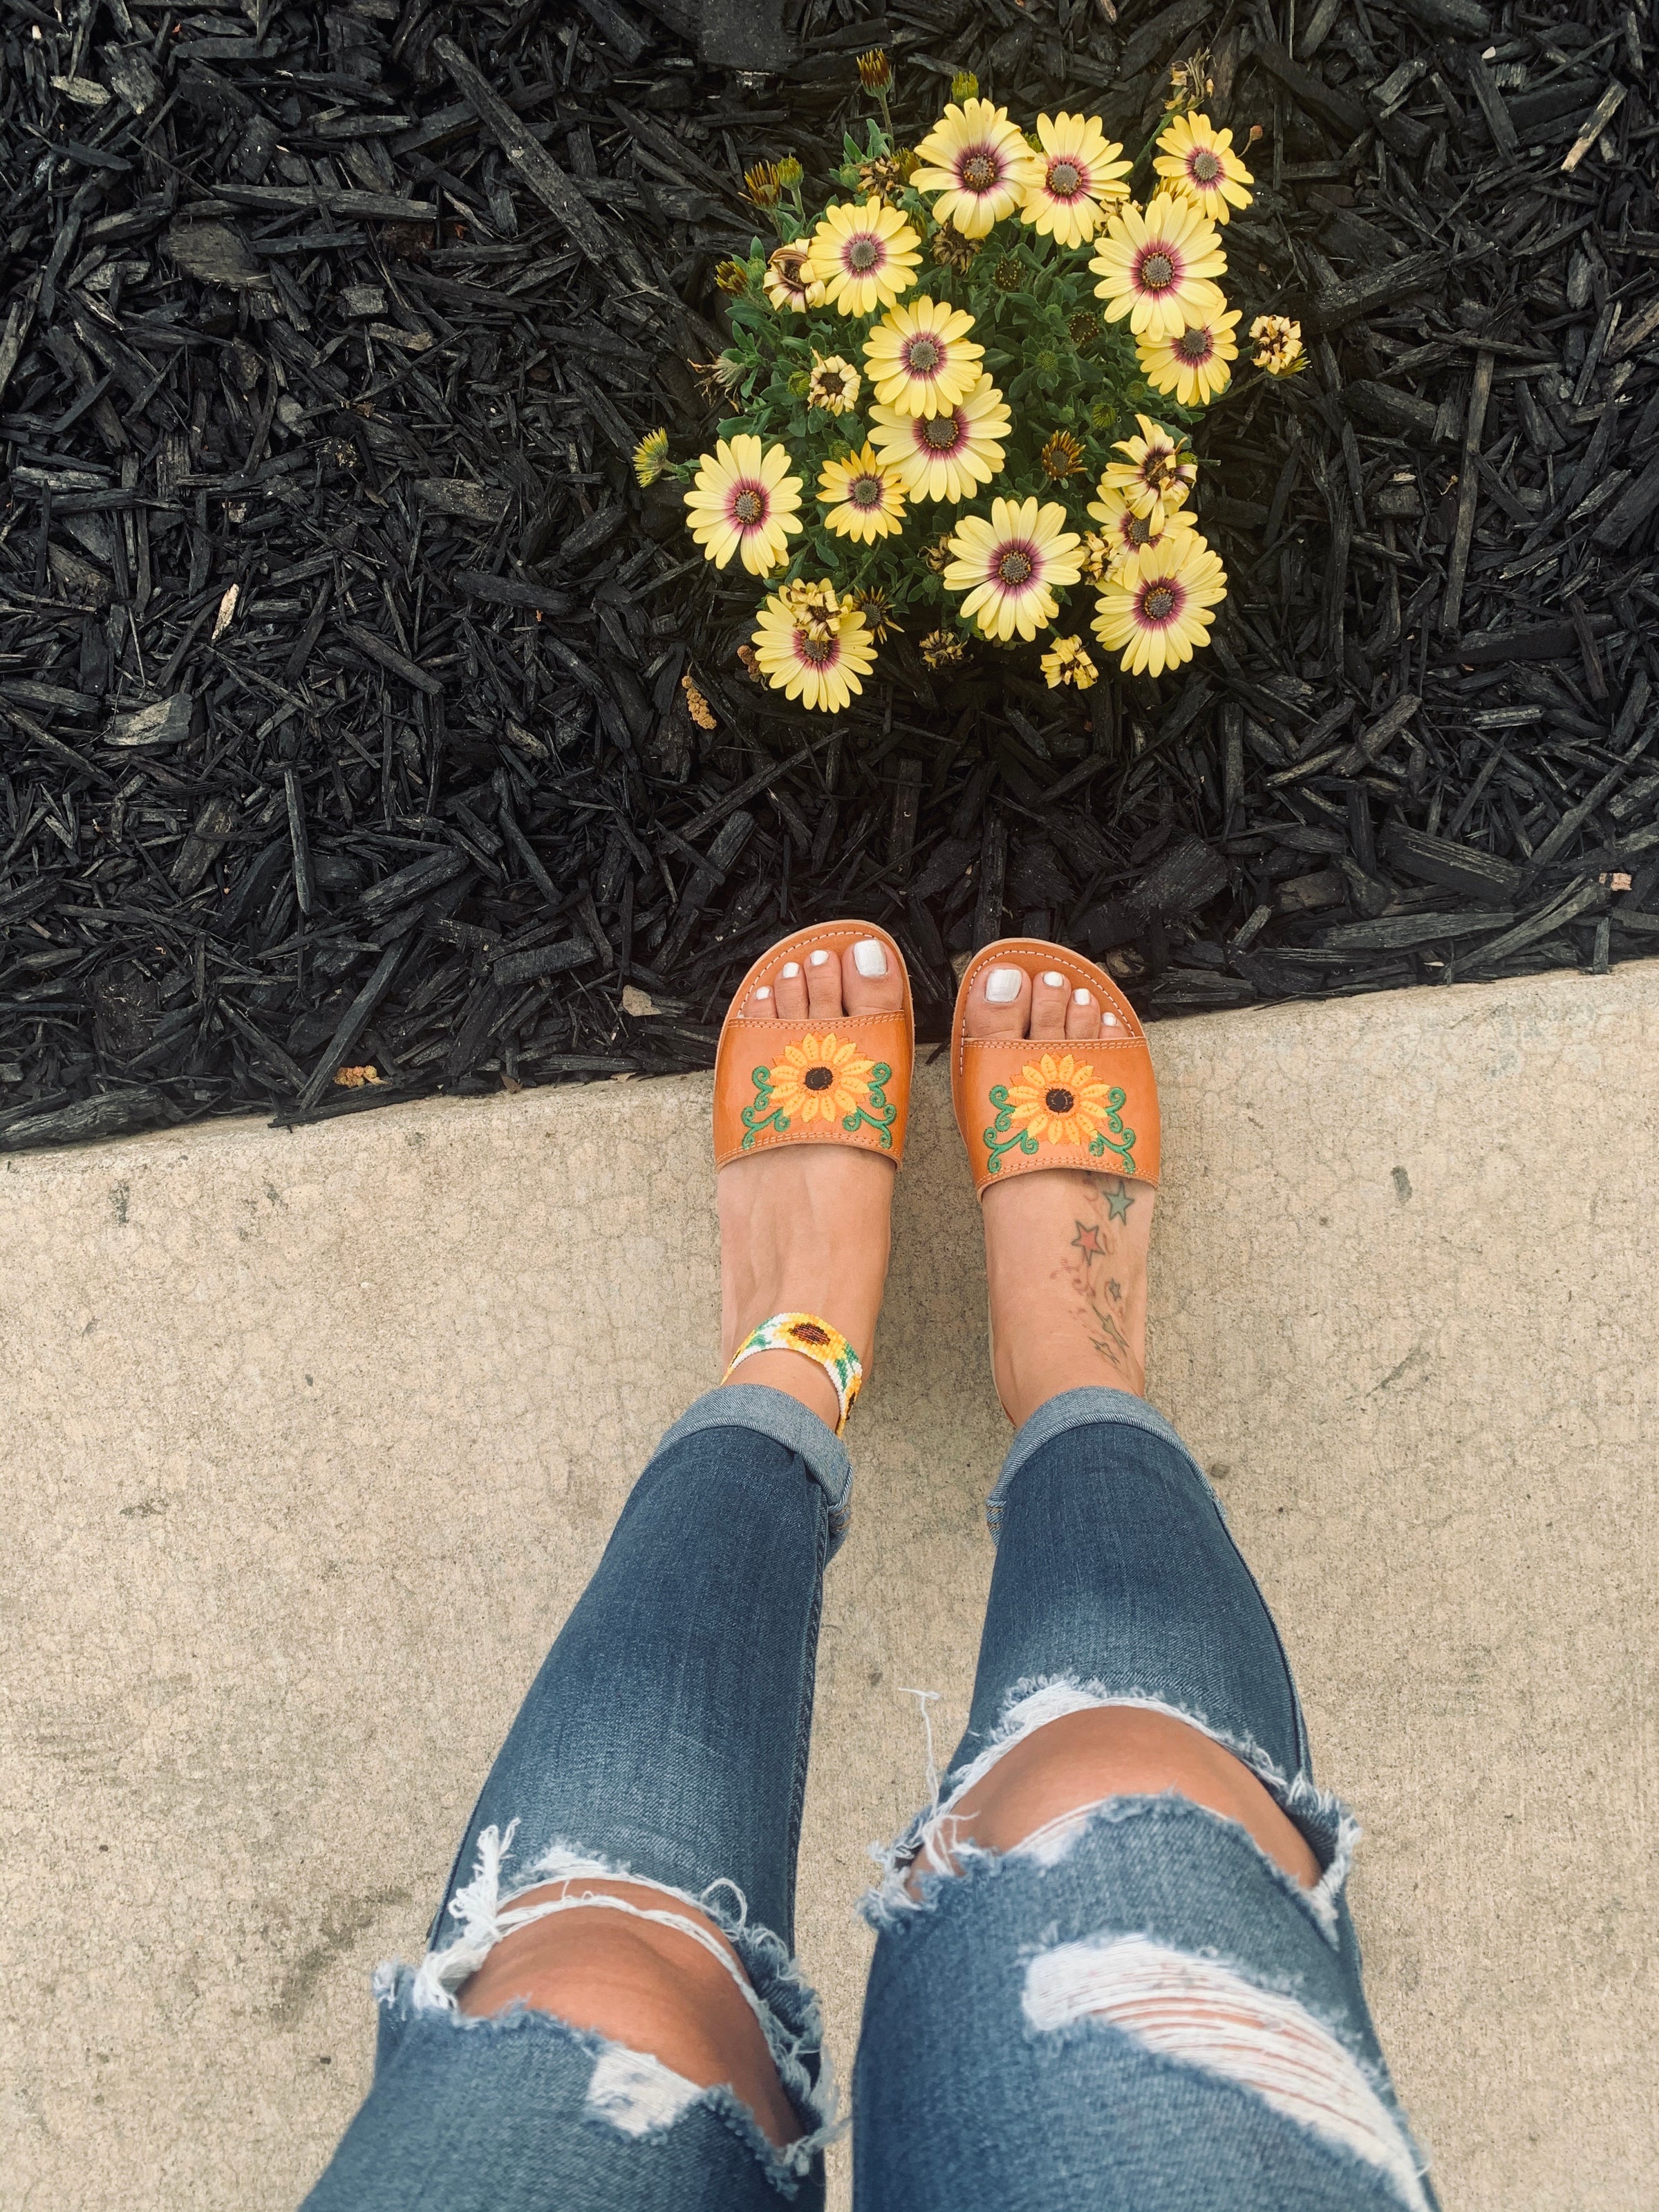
<box><xmin>805</xmin><ymin>944</ymin><xmax>844</xmax><ymax>1020</ymax></box>
<box><xmin>1065</xmin><ymin>984</ymin><xmax>1104</xmax><ymax>1041</ymax></box>
<box><xmin>1029</xmin><ymin>969</ymin><xmax>1069</xmax><ymax>1040</ymax></box>
<box><xmin>966</xmin><ymin>957</ymin><xmax>1033</xmax><ymax>1038</ymax></box>
<box><xmin>742</xmin><ymin>983</ymin><xmax>778</xmax><ymax>1020</ymax></box>
<box><xmin>773</xmin><ymin>959</ymin><xmax>808</xmax><ymax>1019</ymax></box>
<box><xmin>842</xmin><ymin>935</ymin><xmax>905</xmax><ymax>1015</ymax></box>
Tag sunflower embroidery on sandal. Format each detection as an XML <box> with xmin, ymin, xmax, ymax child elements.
<box><xmin>714</xmin><ymin>921</ymin><xmax>915</xmax><ymax>1172</ymax></box>
<box><xmin>723</xmin><ymin>1313</ymin><xmax>864</xmax><ymax>1434</ymax></box>
<box><xmin>950</xmin><ymin>939</ymin><xmax>1161</xmax><ymax>1199</ymax></box>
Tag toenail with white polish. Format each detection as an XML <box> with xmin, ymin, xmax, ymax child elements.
<box><xmin>985</xmin><ymin>967</ymin><xmax>1023</xmax><ymax>1004</ymax></box>
<box><xmin>781</xmin><ymin>962</ymin><xmax>800</xmax><ymax>978</ymax></box>
<box><xmin>1074</xmin><ymin>988</ymin><xmax>1092</xmax><ymax>1005</ymax></box>
<box><xmin>809</xmin><ymin>949</ymin><xmax>832</xmax><ymax>968</ymax></box>
<box><xmin>1103</xmin><ymin>1011</ymin><xmax>1118</xmax><ymax>1025</ymax></box>
<box><xmin>756</xmin><ymin>986</ymin><xmax>771</xmax><ymax>1000</ymax></box>
<box><xmin>854</xmin><ymin>938</ymin><xmax>889</xmax><ymax>977</ymax></box>
<box><xmin>1042</xmin><ymin>971</ymin><xmax>1065</xmax><ymax>987</ymax></box>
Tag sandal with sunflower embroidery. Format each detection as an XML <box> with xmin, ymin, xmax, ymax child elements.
<box><xmin>714</xmin><ymin>924</ymin><xmax>913</xmax><ymax>1433</ymax></box>
<box><xmin>950</xmin><ymin>939</ymin><xmax>1161</xmax><ymax>1199</ymax></box>
<box><xmin>714</xmin><ymin>920</ymin><xmax>915</xmax><ymax>1174</ymax></box>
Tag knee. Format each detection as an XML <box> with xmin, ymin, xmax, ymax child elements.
<box><xmin>923</xmin><ymin>1707</ymin><xmax>1322</xmax><ymax>1891</ymax></box>
<box><xmin>456</xmin><ymin>1880</ymin><xmax>801</xmax><ymax>2150</ymax></box>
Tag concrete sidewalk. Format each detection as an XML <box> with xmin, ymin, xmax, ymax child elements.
<box><xmin>2</xmin><ymin>964</ymin><xmax>1656</xmax><ymax>2211</ymax></box>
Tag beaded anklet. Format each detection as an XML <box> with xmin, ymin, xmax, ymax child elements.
<box><xmin>722</xmin><ymin>1311</ymin><xmax>863</xmax><ymax>1434</ymax></box>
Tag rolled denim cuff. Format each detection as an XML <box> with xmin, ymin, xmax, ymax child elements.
<box><xmin>986</xmin><ymin>1385</ymin><xmax>1206</xmax><ymax>1541</ymax></box>
<box><xmin>648</xmin><ymin>1384</ymin><xmax>854</xmax><ymax>1557</ymax></box>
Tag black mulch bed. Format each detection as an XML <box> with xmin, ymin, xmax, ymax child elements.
<box><xmin>2</xmin><ymin>0</ymin><xmax>1657</xmax><ymax>1152</ymax></box>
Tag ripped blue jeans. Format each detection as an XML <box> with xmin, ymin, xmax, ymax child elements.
<box><xmin>302</xmin><ymin>1385</ymin><xmax>1436</xmax><ymax>2212</ymax></box>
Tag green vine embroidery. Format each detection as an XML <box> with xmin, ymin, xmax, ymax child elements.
<box><xmin>842</xmin><ymin>1060</ymin><xmax>896</xmax><ymax>1147</ymax></box>
<box><xmin>984</xmin><ymin>1082</ymin><xmax>1040</xmax><ymax>1175</ymax></box>
<box><xmin>1085</xmin><ymin>1085</ymin><xmax>1136</xmax><ymax>1174</ymax></box>
<box><xmin>741</xmin><ymin>1064</ymin><xmax>791</xmax><ymax>1149</ymax></box>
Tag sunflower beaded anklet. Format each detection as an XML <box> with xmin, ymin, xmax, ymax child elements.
<box><xmin>722</xmin><ymin>1313</ymin><xmax>863</xmax><ymax>1434</ymax></box>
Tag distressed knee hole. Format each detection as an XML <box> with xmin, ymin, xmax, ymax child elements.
<box><xmin>870</xmin><ymin>1680</ymin><xmax>1356</xmax><ymax>1938</ymax></box>
<box><xmin>373</xmin><ymin>1822</ymin><xmax>843</xmax><ymax>2171</ymax></box>
<box><xmin>1023</xmin><ymin>1936</ymin><xmax>1430</xmax><ymax>2211</ymax></box>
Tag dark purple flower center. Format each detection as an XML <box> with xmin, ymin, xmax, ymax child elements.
<box><xmin>733</xmin><ymin>487</ymin><xmax>765</xmax><ymax>525</ymax></box>
<box><xmin>996</xmin><ymin>546</ymin><xmax>1035</xmax><ymax>586</ymax></box>
<box><xmin>1045</xmin><ymin>1087</ymin><xmax>1075</xmax><ymax>1114</ymax></box>
<box><xmin>1047</xmin><ymin>158</ymin><xmax>1083</xmax><ymax>199</ymax></box>
<box><xmin>850</xmin><ymin>475</ymin><xmax>881</xmax><ymax>508</ymax></box>
<box><xmin>962</xmin><ymin>151</ymin><xmax>999</xmax><ymax>191</ymax></box>
<box><xmin>1177</xmin><ymin>326</ymin><xmax>1212</xmax><ymax>360</ymax></box>
<box><xmin>1140</xmin><ymin>249</ymin><xmax>1177</xmax><ymax>291</ymax></box>
<box><xmin>796</xmin><ymin>632</ymin><xmax>838</xmax><ymax>666</ymax></box>
<box><xmin>921</xmin><ymin>410</ymin><xmax>965</xmax><ymax>452</ymax></box>
<box><xmin>1190</xmin><ymin>149</ymin><xmax>1222</xmax><ymax>184</ymax></box>
<box><xmin>847</xmin><ymin>234</ymin><xmax>880</xmax><ymax>272</ymax></box>
<box><xmin>1140</xmin><ymin>581</ymin><xmax>1181</xmax><ymax>626</ymax></box>
<box><xmin>905</xmin><ymin>335</ymin><xmax>943</xmax><ymax>374</ymax></box>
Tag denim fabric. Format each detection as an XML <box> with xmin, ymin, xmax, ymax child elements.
<box><xmin>303</xmin><ymin>1387</ymin><xmax>844</xmax><ymax>2212</ymax></box>
<box><xmin>855</xmin><ymin>1393</ymin><xmax>1436</xmax><ymax>2212</ymax></box>
<box><xmin>303</xmin><ymin>1385</ymin><xmax>1434</xmax><ymax>2212</ymax></box>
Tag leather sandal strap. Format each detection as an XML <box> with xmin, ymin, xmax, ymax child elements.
<box><xmin>950</xmin><ymin>940</ymin><xmax>1161</xmax><ymax>1200</ymax></box>
<box><xmin>713</xmin><ymin>923</ymin><xmax>914</xmax><ymax>1172</ymax></box>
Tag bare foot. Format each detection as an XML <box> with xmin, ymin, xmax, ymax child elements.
<box><xmin>718</xmin><ymin>933</ymin><xmax>904</xmax><ymax>1430</ymax></box>
<box><xmin>965</xmin><ymin>957</ymin><xmax>1154</xmax><ymax>1426</ymax></box>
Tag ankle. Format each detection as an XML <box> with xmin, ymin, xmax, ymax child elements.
<box><xmin>720</xmin><ymin>1347</ymin><xmax>845</xmax><ymax>1432</ymax></box>
<box><xmin>993</xmin><ymin>1344</ymin><xmax>1147</xmax><ymax>1430</ymax></box>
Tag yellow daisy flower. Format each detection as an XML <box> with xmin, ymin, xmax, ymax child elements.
<box><xmin>808</xmin><ymin>353</ymin><xmax>861</xmax><ymax>415</ymax></box>
<box><xmin>1091</xmin><ymin>529</ymin><xmax>1228</xmax><ymax>679</ymax></box>
<box><xmin>862</xmin><ymin>296</ymin><xmax>983</xmax><ymax>418</ymax></box>
<box><xmin>1040</xmin><ymin>635</ymin><xmax>1099</xmax><ymax>691</ymax></box>
<box><xmin>1085</xmin><ymin>482</ymin><xmax>1198</xmax><ymax>578</ymax></box>
<box><xmin>1089</xmin><ymin>193</ymin><xmax>1227</xmax><ymax>341</ymax></box>
<box><xmin>944</xmin><ymin>494</ymin><xmax>1082</xmax><ymax>643</ymax></box>
<box><xmin>762</xmin><ymin>241</ymin><xmax>825</xmax><ymax>314</ymax></box>
<box><xmin>1154</xmin><ymin>112</ymin><xmax>1255</xmax><ymax>226</ymax></box>
<box><xmin>911</xmin><ymin>97</ymin><xmax>1040</xmax><ymax>238</ymax></box>
<box><xmin>807</xmin><ymin>198</ymin><xmax>921</xmax><ymax>317</ymax></box>
<box><xmin>1004</xmin><ymin>1051</ymin><xmax>1116</xmax><ymax>1146</ymax></box>
<box><xmin>869</xmin><ymin>369</ymin><xmax>1010</xmax><ymax>503</ymax></box>
<box><xmin>1018</xmin><ymin>111</ymin><xmax>1131</xmax><ymax>247</ymax></box>
<box><xmin>1136</xmin><ymin>299</ymin><xmax>1241</xmax><ymax>407</ymax></box>
<box><xmin>751</xmin><ymin>585</ymin><xmax>877</xmax><ymax>713</ymax></box>
<box><xmin>818</xmin><ymin>444</ymin><xmax>907</xmax><ymax>542</ymax></box>
<box><xmin>1094</xmin><ymin>415</ymin><xmax>1197</xmax><ymax>529</ymax></box>
<box><xmin>684</xmin><ymin>434</ymin><xmax>803</xmax><ymax>574</ymax></box>
<box><xmin>761</xmin><ymin>1031</ymin><xmax>877</xmax><ymax>1121</ymax></box>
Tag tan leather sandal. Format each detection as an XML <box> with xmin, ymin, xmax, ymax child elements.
<box><xmin>950</xmin><ymin>938</ymin><xmax>1161</xmax><ymax>1199</ymax></box>
<box><xmin>713</xmin><ymin>920</ymin><xmax>914</xmax><ymax>1172</ymax></box>
<box><xmin>713</xmin><ymin>921</ymin><xmax>913</xmax><ymax>1432</ymax></box>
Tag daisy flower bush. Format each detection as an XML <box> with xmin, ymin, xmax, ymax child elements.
<box><xmin>646</xmin><ymin>58</ymin><xmax>1302</xmax><ymax>713</ymax></box>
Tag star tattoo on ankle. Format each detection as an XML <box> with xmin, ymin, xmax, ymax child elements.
<box><xmin>1098</xmin><ymin>1177</ymin><xmax>1134</xmax><ymax>1223</ymax></box>
<box><xmin>1071</xmin><ymin>1220</ymin><xmax>1105</xmax><ymax>1259</ymax></box>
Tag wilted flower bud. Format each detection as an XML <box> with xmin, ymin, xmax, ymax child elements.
<box><xmin>743</xmin><ymin>162</ymin><xmax>782</xmax><ymax>207</ymax></box>
<box><xmin>715</xmin><ymin>258</ymin><xmax>751</xmax><ymax>295</ymax></box>
<box><xmin>1040</xmin><ymin>431</ymin><xmax>1087</xmax><ymax>482</ymax></box>
<box><xmin>631</xmin><ymin>427</ymin><xmax>669</xmax><ymax>487</ymax></box>
<box><xmin>857</xmin><ymin>47</ymin><xmax>891</xmax><ymax>91</ymax></box>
